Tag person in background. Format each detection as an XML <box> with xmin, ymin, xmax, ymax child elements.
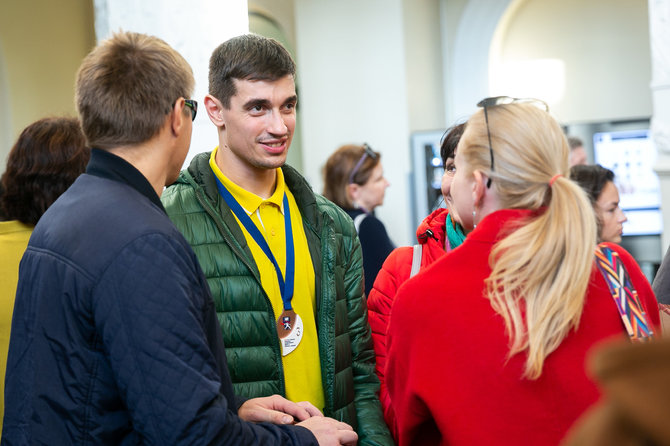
<box><xmin>570</xmin><ymin>164</ymin><xmax>627</xmax><ymax>244</ymax></box>
<box><xmin>3</xmin><ymin>31</ymin><xmax>355</xmax><ymax>445</ymax></box>
<box><xmin>568</xmin><ymin>136</ymin><xmax>588</xmax><ymax>166</ymax></box>
<box><xmin>0</xmin><ymin>116</ymin><xmax>90</xmax><ymax>439</ymax></box>
<box><xmin>366</xmin><ymin>122</ymin><xmax>467</xmax><ymax>433</ymax></box>
<box><xmin>323</xmin><ymin>143</ymin><xmax>394</xmax><ymax>295</ymax></box>
<box><xmin>162</xmin><ymin>34</ymin><xmax>390</xmax><ymax>445</ymax></box>
<box><xmin>386</xmin><ymin>98</ymin><xmax>660</xmax><ymax>446</ymax></box>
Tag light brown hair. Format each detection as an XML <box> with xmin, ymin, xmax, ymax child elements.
<box><xmin>322</xmin><ymin>144</ymin><xmax>381</xmax><ymax>209</ymax></box>
<box><xmin>75</xmin><ymin>31</ymin><xmax>194</xmax><ymax>149</ymax></box>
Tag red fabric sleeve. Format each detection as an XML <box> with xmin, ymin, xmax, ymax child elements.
<box><xmin>366</xmin><ymin>246</ymin><xmax>413</xmax><ymax>429</ymax></box>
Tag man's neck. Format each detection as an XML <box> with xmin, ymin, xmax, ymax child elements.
<box><xmin>215</xmin><ymin>147</ymin><xmax>278</xmax><ymax>199</ymax></box>
<box><xmin>108</xmin><ymin>142</ymin><xmax>168</xmax><ymax>198</ymax></box>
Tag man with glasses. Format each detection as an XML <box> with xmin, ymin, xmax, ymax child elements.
<box><xmin>163</xmin><ymin>34</ymin><xmax>392</xmax><ymax>445</ymax></box>
<box><xmin>3</xmin><ymin>31</ymin><xmax>356</xmax><ymax>445</ymax></box>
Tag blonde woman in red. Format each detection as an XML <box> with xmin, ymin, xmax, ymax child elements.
<box><xmin>386</xmin><ymin>98</ymin><xmax>660</xmax><ymax>446</ymax></box>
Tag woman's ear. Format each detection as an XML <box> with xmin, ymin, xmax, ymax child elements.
<box><xmin>472</xmin><ymin>170</ymin><xmax>488</xmax><ymax>208</ymax></box>
<box><xmin>346</xmin><ymin>183</ymin><xmax>359</xmax><ymax>203</ymax></box>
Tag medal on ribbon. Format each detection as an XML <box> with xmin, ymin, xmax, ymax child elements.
<box><xmin>215</xmin><ymin>177</ymin><xmax>302</xmax><ymax>357</ymax></box>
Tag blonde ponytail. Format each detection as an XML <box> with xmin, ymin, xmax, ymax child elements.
<box><xmin>463</xmin><ymin>103</ymin><xmax>598</xmax><ymax>379</ymax></box>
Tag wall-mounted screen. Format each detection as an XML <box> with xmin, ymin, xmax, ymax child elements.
<box><xmin>593</xmin><ymin>128</ymin><xmax>663</xmax><ymax>236</ymax></box>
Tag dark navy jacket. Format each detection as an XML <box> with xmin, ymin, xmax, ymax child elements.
<box><xmin>344</xmin><ymin>208</ymin><xmax>394</xmax><ymax>296</ymax></box>
<box><xmin>2</xmin><ymin>149</ymin><xmax>316</xmax><ymax>445</ymax></box>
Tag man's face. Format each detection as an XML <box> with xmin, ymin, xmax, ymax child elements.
<box><xmin>219</xmin><ymin>75</ymin><xmax>297</xmax><ymax>173</ymax></box>
<box><xmin>569</xmin><ymin>145</ymin><xmax>587</xmax><ymax>166</ymax></box>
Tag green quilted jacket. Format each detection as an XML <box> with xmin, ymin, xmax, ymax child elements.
<box><xmin>162</xmin><ymin>152</ymin><xmax>392</xmax><ymax>445</ymax></box>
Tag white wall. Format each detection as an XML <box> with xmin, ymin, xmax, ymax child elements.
<box><xmin>403</xmin><ymin>0</ymin><xmax>445</xmax><ymax>132</ymax></box>
<box><xmin>295</xmin><ymin>0</ymin><xmax>414</xmax><ymax>244</ymax></box>
<box><xmin>94</xmin><ymin>0</ymin><xmax>249</xmax><ymax>167</ymax></box>
<box><xmin>490</xmin><ymin>0</ymin><xmax>652</xmax><ymax>124</ymax></box>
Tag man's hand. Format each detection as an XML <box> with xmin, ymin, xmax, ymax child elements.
<box><xmin>238</xmin><ymin>395</ymin><xmax>323</xmax><ymax>425</ymax></box>
<box><xmin>297</xmin><ymin>416</ymin><xmax>358</xmax><ymax>446</ymax></box>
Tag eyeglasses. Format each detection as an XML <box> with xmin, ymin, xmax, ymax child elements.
<box><xmin>348</xmin><ymin>143</ymin><xmax>379</xmax><ymax>184</ymax></box>
<box><xmin>476</xmin><ymin>96</ymin><xmax>549</xmax><ymax>188</ymax></box>
<box><xmin>184</xmin><ymin>99</ymin><xmax>198</xmax><ymax>121</ymax></box>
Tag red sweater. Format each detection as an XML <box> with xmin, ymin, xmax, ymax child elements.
<box><xmin>386</xmin><ymin>209</ymin><xmax>660</xmax><ymax>446</ymax></box>
<box><xmin>367</xmin><ymin>208</ymin><xmax>451</xmax><ymax>431</ymax></box>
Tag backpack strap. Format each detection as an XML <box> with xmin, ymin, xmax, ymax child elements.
<box><xmin>409</xmin><ymin>244</ymin><xmax>423</xmax><ymax>278</ymax></box>
<box><xmin>353</xmin><ymin>213</ymin><xmax>367</xmax><ymax>233</ymax></box>
<box><xmin>594</xmin><ymin>244</ymin><xmax>654</xmax><ymax>341</ymax></box>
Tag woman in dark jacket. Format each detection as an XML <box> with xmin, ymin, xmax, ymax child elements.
<box><xmin>323</xmin><ymin>143</ymin><xmax>394</xmax><ymax>295</ymax></box>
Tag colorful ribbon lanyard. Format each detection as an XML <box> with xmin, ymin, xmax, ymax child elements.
<box><xmin>214</xmin><ymin>176</ymin><xmax>295</xmax><ymax>311</ymax></box>
<box><xmin>594</xmin><ymin>244</ymin><xmax>654</xmax><ymax>341</ymax></box>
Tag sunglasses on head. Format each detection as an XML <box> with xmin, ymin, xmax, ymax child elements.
<box><xmin>348</xmin><ymin>143</ymin><xmax>379</xmax><ymax>184</ymax></box>
<box><xmin>476</xmin><ymin>96</ymin><xmax>549</xmax><ymax>188</ymax></box>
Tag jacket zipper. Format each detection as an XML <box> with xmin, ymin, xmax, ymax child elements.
<box><xmin>189</xmin><ymin>175</ymin><xmax>287</xmax><ymax>396</ymax></box>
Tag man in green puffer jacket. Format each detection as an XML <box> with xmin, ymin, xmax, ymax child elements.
<box><xmin>162</xmin><ymin>34</ymin><xmax>392</xmax><ymax>446</ymax></box>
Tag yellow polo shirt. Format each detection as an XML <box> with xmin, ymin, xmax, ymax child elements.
<box><xmin>209</xmin><ymin>149</ymin><xmax>325</xmax><ymax>409</ymax></box>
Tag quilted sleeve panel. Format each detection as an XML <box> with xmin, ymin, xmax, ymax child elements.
<box><xmin>323</xmin><ymin>200</ymin><xmax>394</xmax><ymax>446</ymax></box>
<box><xmin>93</xmin><ymin>233</ymin><xmax>314</xmax><ymax>445</ymax></box>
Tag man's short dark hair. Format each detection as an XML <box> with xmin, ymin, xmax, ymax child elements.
<box><xmin>75</xmin><ymin>31</ymin><xmax>194</xmax><ymax>149</ymax></box>
<box><xmin>567</xmin><ymin>136</ymin><xmax>583</xmax><ymax>150</ymax></box>
<box><xmin>209</xmin><ymin>34</ymin><xmax>296</xmax><ymax>108</ymax></box>
<box><xmin>1</xmin><ymin>117</ymin><xmax>90</xmax><ymax>225</ymax></box>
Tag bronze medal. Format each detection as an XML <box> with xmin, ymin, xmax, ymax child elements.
<box><xmin>276</xmin><ymin>309</ymin><xmax>297</xmax><ymax>339</ymax></box>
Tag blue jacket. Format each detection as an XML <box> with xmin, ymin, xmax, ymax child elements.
<box><xmin>2</xmin><ymin>149</ymin><xmax>316</xmax><ymax>445</ymax></box>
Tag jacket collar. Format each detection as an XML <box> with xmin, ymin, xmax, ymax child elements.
<box><xmin>87</xmin><ymin>148</ymin><xmax>165</xmax><ymax>213</ymax></box>
<box><xmin>467</xmin><ymin>208</ymin><xmax>540</xmax><ymax>244</ymax></box>
<box><xmin>416</xmin><ymin>207</ymin><xmax>449</xmax><ymax>246</ymax></box>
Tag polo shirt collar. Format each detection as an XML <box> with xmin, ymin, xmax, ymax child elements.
<box><xmin>209</xmin><ymin>147</ymin><xmax>285</xmax><ymax>215</ymax></box>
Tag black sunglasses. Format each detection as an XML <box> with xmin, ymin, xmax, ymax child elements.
<box><xmin>184</xmin><ymin>99</ymin><xmax>198</xmax><ymax>121</ymax></box>
<box><xmin>476</xmin><ymin>96</ymin><xmax>549</xmax><ymax>188</ymax></box>
<box><xmin>348</xmin><ymin>143</ymin><xmax>379</xmax><ymax>184</ymax></box>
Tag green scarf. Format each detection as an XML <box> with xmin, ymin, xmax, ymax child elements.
<box><xmin>446</xmin><ymin>213</ymin><xmax>466</xmax><ymax>250</ymax></box>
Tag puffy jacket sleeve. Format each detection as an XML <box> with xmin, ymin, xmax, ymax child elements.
<box><xmin>342</xmin><ymin>226</ymin><xmax>394</xmax><ymax>445</ymax></box>
<box><xmin>367</xmin><ymin>246</ymin><xmax>412</xmax><ymax>429</ymax></box>
<box><xmin>94</xmin><ymin>233</ymin><xmax>316</xmax><ymax>445</ymax></box>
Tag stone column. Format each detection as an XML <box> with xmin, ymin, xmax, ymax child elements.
<box><xmin>93</xmin><ymin>0</ymin><xmax>248</xmax><ymax>166</ymax></box>
<box><xmin>650</xmin><ymin>0</ymin><xmax>670</xmax><ymax>253</ymax></box>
